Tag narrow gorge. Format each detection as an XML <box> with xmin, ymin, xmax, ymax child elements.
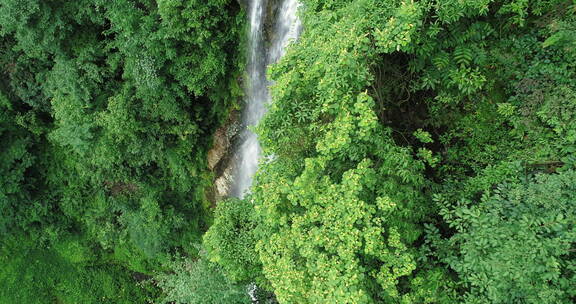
<box><xmin>2</xmin><ymin>0</ymin><xmax>574</xmax><ymax>303</ymax></box>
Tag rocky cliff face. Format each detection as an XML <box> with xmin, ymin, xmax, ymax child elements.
<box><xmin>206</xmin><ymin>110</ymin><xmax>241</xmax><ymax>203</ymax></box>
<box><xmin>206</xmin><ymin>0</ymin><xmax>288</xmax><ymax>204</ymax></box>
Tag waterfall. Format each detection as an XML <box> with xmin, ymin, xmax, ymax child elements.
<box><xmin>230</xmin><ymin>0</ymin><xmax>302</xmax><ymax>198</ymax></box>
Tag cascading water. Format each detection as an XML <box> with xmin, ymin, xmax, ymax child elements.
<box><xmin>230</xmin><ymin>0</ymin><xmax>302</xmax><ymax>198</ymax></box>
<box><xmin>269</xmin><ymin>0</ymin><xmax>302</xmax><ymax>63</ymax></box>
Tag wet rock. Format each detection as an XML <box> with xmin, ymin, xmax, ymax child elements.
<box><xmin>206</xmin><ymin>110</ymin><xmax>241</xmax><ymax>203</ymax></box>
<box><xmin>214</xmin><ymin>163</ymin><xmax>235</xmax><ymax>202</ymax></box>
<box><xmin>207</xmin><ymin>127</ymin><xmax>229</xmax><ymax>171</ymax></box>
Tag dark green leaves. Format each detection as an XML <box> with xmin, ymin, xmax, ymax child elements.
<box><xmin>438</xmin><ymin>171</ymin><xmax>576</xmax><ymax>303</ymax></box>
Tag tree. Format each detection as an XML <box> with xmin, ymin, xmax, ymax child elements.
<box><xmin>155</xmin><ymin>249</ymin><xmax>251</xmax><ymax>304</ymax></box>
<box><xmin>203</xmin><ymin>197</ymin><xmax>264</xmax><ymax>284</ymax></box>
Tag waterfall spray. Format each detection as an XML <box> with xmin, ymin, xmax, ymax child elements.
<box><xmin>230</xmin><ymin>0</ymin><xmax>302</xmax><ymax>198</ymax></box>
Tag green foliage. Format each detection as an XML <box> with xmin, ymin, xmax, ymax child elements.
<box><xmin>253</xmin><ymin>156</ymin><xmax>426</xmax><ymax>303</ymax></box>
<box><xmin>0</xmin><ymin>235</ymin><xmax>158</xmax><ymax>304</ymax></box>
<box><xmin>155</xmin><ymin>249</ymin><xmax>251</xmax><ymax>304</ymax></box>
<box><xmin>0</xmin><ymin>0</ymin><xmax>244</xmax><ymax>301</ymax></box>
<box><xmin>1</xmin><ymin>0</ymin><xmax>576</xmax><ymax>302</ymax></box>
<box><xmin>0</xmin><ymin>0</ymin><xmax>243</xmax><ymax>249</ymax></box>
<box><xmin>252</xmin><ymin>0</ymin><xmax>460</xmax><ymax>302</ymax></box>
<box><xmin>0</xmin><ymin>93</ymin><xmax>34</xmax><ymax>233</ymax></box>
<box><xmin>413</xmin><ymin>129</ymin><xmax>434</xmax><ymax>144</ymax></box>
<box><xmin>203</xmin><ymin>197</ymin><xmax>264</xmax><ymax>284</ymax></box>
<box><xmin>374</xmin><ymin>0</ymin><xmax>424</xmax><ymax>53</ymax></box>
<box><xmin>430</xmin><ymin>171</ymin><xmax>576</xmax><ymax>303</ymax></box>
<box><xmin>247</xmin><ymin>0</ymin><xmax>576</xmax><ymax>303</ymax></box>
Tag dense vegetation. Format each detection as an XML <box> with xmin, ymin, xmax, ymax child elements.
<box><xmin>206</xmin><ymin>0</ymin><xmax>576</xmax><ymax>303</ymax></box>
<box><xmin>0</xmin><ymin>0</ymin><xmax>243</xmax><ymax>302</ymax></box>
<box><xmin>1</xmin><ymin>0</ymin><xmax>575</xmax><ymax>303</ymax></box>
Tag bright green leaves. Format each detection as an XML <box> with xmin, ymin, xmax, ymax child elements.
<box><xmin>374</xmin><ymin>0</ymin><xmax>424</xmax><ymax>53</ymax></box>
<box><xmin>431</xmin><ymin>51</ymin><xmax>451</xmax><ymax>70</ymax></box>
<box><xmin>254</xmin><ymin>159</ymin><xmax>420</xmax><ymax>303</ymax></box>
<box><xmin>447</xmin><ymin>66</ymin><xmax>486</xmax><ymax>95</ymax></box>
<box><xmin>496</xmin><ymin>102</ymin><xmax>517</xmax><ymax>117</ymax></box>
<box><xmin>255</xmin><ymin>36</ymin><xmax>427</xmax><ymax>303</ymax></box>
<box><xmin>249</xmin><ymin>1</ymin><xmax>576</xmax><ymax>303</ymax></box>
<box><xmin>453</xmin><ymin>46</ymin><xmax>473</xmax><ymax>66</ymax></box>
<box><xmin>260</xmin><ymin>0</ymin><xmax>390</xmax><ymax>158</ymax></box>
<box><xmin>248</xmin><ymin>1</ymin><xmax>576</xmax><ymax>303</ymax></box>
<box><xmin>411</xmin><ymin>21</ymin><xmax>493</xmax><ymax>98</ymax></box>
<box><xmin>1</xmin><ymin>0</ymin><xmax>575</xmax><ymax>302</ymax></box>
<box><xmin>316</xmin><ymin>93</ymin><xmax>379</xmax><ymax>159</ymax></box>
<box><xmin>416</xmin><ymin>148</ymin><xmax>439</xmax><ymax>167</ymax></box>
<box><xmin>251</xmin><ymin>1</ymin><xmax>444</xmax><ymax>301</ymax></box>
<box><xmin>413</xmin><ymin>129</ymin><xmax>433</xmax><ymax>143</ymax></box>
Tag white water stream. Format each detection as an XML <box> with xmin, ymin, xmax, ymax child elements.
<box><xmin>230</xmin><ymin>0</ymin><xmax>302</xmax><ymax>198</ymax></box>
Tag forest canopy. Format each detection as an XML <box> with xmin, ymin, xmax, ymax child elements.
<box><xmin>0</xmin><ymin>0</ymin><xmax>243</xmax><ymax>302</ymax></box>
<box><xmin>1</xmin><ymin>0</ymin><xmax>575</xmax><ymax>303</ymax></box>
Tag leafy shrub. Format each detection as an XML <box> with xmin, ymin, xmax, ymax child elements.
<box><xmin>430</xmin><ymin>171</ymin><xmax>576</xmax><ymax>303</ymax></box>
<box><xmin>203</xmin><ymin>197</ymin><xmax>264</xmax><ymax>284</ymax></box>
<box><xmin>155</xmin><ymin>249</ymin><xmax>251</xmax><ymax>304</ymax></box>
